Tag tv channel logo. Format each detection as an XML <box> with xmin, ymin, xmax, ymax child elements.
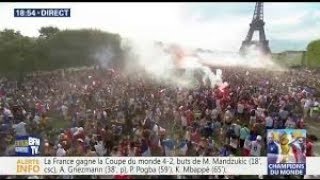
<box><xmin>15</xmin><ymin>136</ymin><xmax>41</xmax><ymax>156</ymax></box>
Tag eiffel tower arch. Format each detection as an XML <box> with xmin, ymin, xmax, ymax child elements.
<box><xmin>240</xmin><ymin>2</ymin><xmax>271</xmax><ymax>55</ymax></box>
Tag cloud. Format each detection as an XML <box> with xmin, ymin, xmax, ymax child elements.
<box><xmin>266</xmin><ymin>3</ymin><xmax>320</xmax><ymax>43</ymax></box>
<box><xmin>270</xmin><ymin>12</ymin><xmax>305</xmax><ymax>26</ymax></box>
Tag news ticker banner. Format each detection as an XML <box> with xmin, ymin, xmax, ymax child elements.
<box><xmin>0</xmin><ymin>157</ymin><xmax>319</xmax><ymax>176</ymax></box>
<box><xmin>14</xmin><ymin>8</ymin><xmax>70</xmax><ymax>17</ymax></box>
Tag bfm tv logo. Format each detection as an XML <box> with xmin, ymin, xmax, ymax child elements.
<box><xmin>15</xmin><ymin>136</ymin><xmax>40</xmax><ymax>156</ymax></box>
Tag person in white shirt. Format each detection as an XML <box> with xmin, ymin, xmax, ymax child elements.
<box><xmin>250</xmin><ymin>135</ymin><xmax>262</xmax><ymax>156</ymax></box>
<box><xmin>303</xmin><ymin>98</ymin><xmax>313</xmax><ymax>118</ymax></box>
<box><xmin>96</xmin><ymin>110</ymin><xmax>102</xmax><ymax>121</ymax></box>
<box><xmin>229</xmin><ymin>136</ymin><xmax>239</xmax><ymax>150</ymax></box>
<box><xmin>56</xmin><ymin>144</ymin><xmax>66</xmax><ymax>156</ymax></box>
<box><xmin>94</xmin><ymin>141</ymin><xmax>106</xmax><ymax>156</ymax></box>
<box><xmin>279</xmin><ymin>108</ymin><xmax>289</xmax><ymax>121</ymax></box>
<box><xmin>265</xmin><ymin>112</ymin><xmax>274</xmax><ymax>129</ymax></box>
<box><xmin>156</xmin><ymin>107</ymin><xmax>161</xmax><ymax>117</ymax></box>
<box><xmin>205</xmin><ymin>108</ymin><xmax>211</xmax><ymax>116</ymax></box>
<box><xmin>61</xmin><ymin>104</ymin><xmax>68</xmax><ymax>120</ymax></box>
<box><xmin>256</xmin><ymin>107</ymin><xmax>265</xmax><ymax>120</ymax></box>
<box><xmin>22</xmin><ymin>109</ymin><xmax>27</xmax><ymax>116</ymax></box>
<box><xmin>216</xmin><ymin>99</ymin><xmax>221</xmax><ymax>112</ymax></box>
<box><xmin>181</xmin><ymin>115</ymin><xmax>188</xmax><ymax>128</ymax></box>
<box><xmin>3</xmin><ymin>107</ymin><xmax>13</xmax><ymax>124</ymax></box>
<box><xmin>13</xmin><ymin>121</ymin><xmax>27</xmax><ymax>137</ymax></box>
<box><xmin>232</xmin><ymin>122</ymin><xmax>241</xmax><ymax>138</ymax></box>
<box><xmin>224</xmin><ymin>106</ymin><xmax>233</xmax><ymax>125</ymax></box>
<box><xmin>129</xmin><ymin>98</ymin><xmax>134</xmax><ymax>106</ymax></box>
<box><xmin>310</xmin><ymin>99</ymin><xmax>319</xmax><ymax>118</ymax></box>
<box><xmin>128</xmin><ymin>143</ymin><xmax>136</xmax><ymax>157</ymax></box>
<box><xmin>285</xmin><ymin>116</ymin><xmax>296</xmax><ymax>129</ymax></box>
<box><xmin>237</xmin><ymin>103</ymin><xmax>244</xmax><ymax>117</ymax></box>
<box><xmin>3</xmin><ymin>107</ymin><xmax>12</xmax><ymax>118</ymax></box>
<box><xmin>211</xmin><ymin>108</ymin><xmax>219</xmax><ymax>121</ymax></box>
<box><xmin>188</xmin><ymin>94</ymin><xmax>193</xmax><ymax>104</ymax></box>
<box><xmin>33</xmin><ymin>115</ymin><xmax>40</xmax><ymax>125</ymax></box>
<box><xmin>304</xmin><ymin>98</ymin><xmax>313</xmax><ymax>109</ymax></box>
<box><xmin>163</xmin><ymin>143</ymin><xmax>174</xmax><ymax>157</ymax></box>
<box><xmin>184</xmin><ymin>129</ymin><xmax>191</xmax><ymax>142</ymax></box>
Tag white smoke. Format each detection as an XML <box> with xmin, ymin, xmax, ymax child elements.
<box><xmin>179</xmin><ymin>56</ymin><xmax>223</xmax><ymax>88</ymax></box>
<box><xmin>94</xmin><ymin>37</ymin><xmax>283</xmax><ymax>91</ymax></box>
<box><xmin>197</xmin><ymin>46</ymin><xmax>281</xmax><ymax>70</ymax></box>
<box><xmin>122</xmin><ymin>39</ymin><xmax>223</xmax><ymax>89</ymax></box>
<box><xmin>93</xmin><ymin>46</ymin><xmax>115</xmax><ymax>68</ymax></box>
<box><xmin>120</xmin><ymin>36</ymin><xmax>286</xmax><ymax>91</ymax></box>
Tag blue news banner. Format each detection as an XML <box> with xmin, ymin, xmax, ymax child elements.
<box><xmin>268</xmin><ymin>163</ymin><xmax>306</xmax><ymax>176</ymax></box>
<box><xmin>14</xmin><ymin>8</ymin><xmax>70</xmax><ymax>17</ymax></box>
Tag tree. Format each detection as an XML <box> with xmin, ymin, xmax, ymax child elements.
<box><xmin>306</xmin><ymin>40</ymin><xmax>320</xmax><ymax>68</ymax></box>
<box><xmin>39</xmin><ymin>26</ymin><xmax>59</xmax><ymax>39</ymax></box>
<box><xmin>0</xmin><ymin>29</ymin><xmax>34</xmax><ymax>77</ymax></box>
<box><xmin>43</xmin><ymin>29</ymin><xmax>124</xmax><ymax>70</ymax></box>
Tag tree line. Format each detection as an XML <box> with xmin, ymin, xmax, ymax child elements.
<box><xmin>0</xmin><ymin>26</ymin><xmax>125</xmax><ymax>78</ymax></box>
<box><xmin>0</xmin><ymin>26</ymin><xmax>319</xmax><ymax>79</ymax></box>
<box><xmin>306</xmin><ymin>40</ymin><xmax>320</xmax><ymax>68</ymax></box>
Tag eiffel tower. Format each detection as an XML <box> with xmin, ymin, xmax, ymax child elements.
<box><xmin>240</xmin><ymin>2</ymin><xmax>271</xmax><ymax>55</ymax></box>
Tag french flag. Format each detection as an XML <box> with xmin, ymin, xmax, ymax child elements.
<box><xmin>141</xmin><ymin>139</ymin><xmax>151</xmax><ymax>156</ymax></box>
<box><xmin>176</xmin><ymin>140</ymin><xmax>188</xmax><ymax>156</ymax></box>
<box><xmin>162</xmin><ymin>139</ymin><xmax>175</xmax><ymax>156</ymax></box>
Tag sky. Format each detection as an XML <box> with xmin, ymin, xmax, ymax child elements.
<box><xmin>1</xmin><ymin>2</ymin><xmax>320</xmax><ymax>53</ymax></box>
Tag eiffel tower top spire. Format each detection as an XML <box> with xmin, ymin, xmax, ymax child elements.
<box><xmin>252</xmin><ymin>2</ymin><xmax>263</xmax><ymax>21</ymax></box>
<box><xmin>240</xmin><ymin>2</ymin><xmax>271</xmax><ymax>55</ymax></box>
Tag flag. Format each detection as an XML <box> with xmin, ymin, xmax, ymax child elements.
<box><xmin>162</xmin><ymin>139</ymin><xmax>175</xmax><ymax>150</ymax></box>
<box><xmin>162</xmin><ymin>139</ymin><xmax>175</xmax><ymax>156</ymax></box>
<box><xmin>177</xmin><ymin>140</ymin><xmax>188</xmax><ymax>155</ymax></box>
<box><xmin>141</xmin><ymin>147</ymin><xmax>151</xmax><ymax>156</ymax></box>
<box><xmin>141</xmin><ymin>139</ymin><xmax>151</xmax><ymax>156</ymax></box>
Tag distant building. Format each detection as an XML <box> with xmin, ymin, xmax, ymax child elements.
<box><xmin>278</xmin><ymin>50</ymin><xmax>305</xmax><ymax>56</ymax></box>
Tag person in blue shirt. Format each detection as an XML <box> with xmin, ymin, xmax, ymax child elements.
<box><xmin>267</xmin><ymin>133</ymin><xmax>280</xmax><ymax>164</ymax></box>
<box><xmin>220</xmin><ymin>144</ymin><xmax>231</xmax><ymax>157</ymax></box>
<box><xmin>240</xmin><ymin>124</ymin><xmax>250</xmax><ymax>148</ymax></box>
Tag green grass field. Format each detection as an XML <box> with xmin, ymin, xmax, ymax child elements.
<box><xmin>49</xmin><ymin>118</ymin><xmax>70</xmax><ymax>129</ymax></box>
<box><xmin>47</xmin><ymin>113</ymin><xmax>71</xmax><ymax>130</ymax></box>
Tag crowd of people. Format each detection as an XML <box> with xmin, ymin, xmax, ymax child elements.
<box><xmin>0</xmin><ymin>64</ymin><xmax>319</xmax><ymax>179</ymax></box>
